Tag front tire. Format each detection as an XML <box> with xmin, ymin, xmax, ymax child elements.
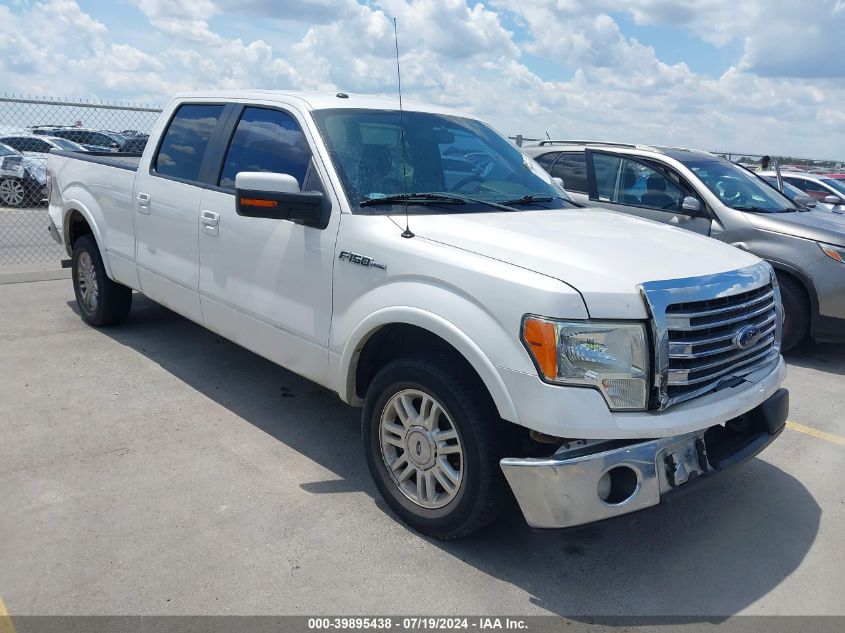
<box><xmin>72</xmin><ymin>235</ymin><xmax>132</xmax><ymax>326</ymax></box>
<box><xmin>777</xmin><ymin>273</ymin><xmax>809</xmax><ymax>351</ymax></box>
<box><xmin>362</xmin><ymin>354</ymin><xmax>508</xmax><ymax>539</ymax></box>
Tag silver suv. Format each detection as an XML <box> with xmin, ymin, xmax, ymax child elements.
<box><xmin>523</xmin><ymin>141</ymin><xmax>845</xmax><ymax>350</ymax></box>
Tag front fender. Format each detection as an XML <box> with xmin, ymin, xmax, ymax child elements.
<box><xmin>337</xmin><ymin>306</ymin><xmax>520</xmax><ymax>424</ymax></box>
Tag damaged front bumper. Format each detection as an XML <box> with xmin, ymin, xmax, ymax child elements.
<box><xmin>501</xmin><ymin>388</ymin><xmax>788</xmax><ymax>529</ymax></box>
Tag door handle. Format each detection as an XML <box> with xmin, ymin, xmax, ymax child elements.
<box><xmin>201</xmin><ymin>210</ymin><xmax>219</xmax><ymax>227</ymax></box>
<box><xmin>200</xmin><ymin>209</ymin><xmax>220</xmax><ymax>236</ymax></box>
<box><xmin>136</xmin><ymin>192</ymin><xmax>151</xmax><ymax>214</ymax></box>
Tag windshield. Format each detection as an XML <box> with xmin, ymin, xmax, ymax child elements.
<box><xmin>686</xmin><ymin>159</ymin><xmax>795</xmax><ymax>212</ymax></box>
<box><xmin>311</xmin><ymin>109</ymin><xmax>574</xmax><ymax>214</ymax></box>
<box><xmin>820</xmin><ymin>178</ymin><xmax>845</xmax><ymax>196</ymax></box>
<box><xmin>0</xmin><ymin>142</ymin><xmax>17</xmax><ymax>157</ymax></box>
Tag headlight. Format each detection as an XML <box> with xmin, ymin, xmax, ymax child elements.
<box><xmin>819</xmin><ymin>242</ymin><xmax>845</xmax><ymax>263</ymax></box>
<box><xmin>521</xmin><ymin>317</ymin><xmax>650</xmax><ymax>410</ymax></box>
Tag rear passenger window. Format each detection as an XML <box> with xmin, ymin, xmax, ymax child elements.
<box><xmin>550</xmin><ymin>152</ymin><xmax>588</xmax><ymax>192</ymax></box>
<box><xmin>219</xmin><ymin>107</ymin><xmax>311</xmax><ymax>191</ymax></box>
<box><xmin>154</xmin><ymin>104</ymin><xmax>224</xmax><ymax>182</ymax></box>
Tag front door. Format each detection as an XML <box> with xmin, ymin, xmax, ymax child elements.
<box><xmin>585</xmin><ymin>150</ymin><xmax>712</xmax><ymax>236</ymax></box>
<box><xmin>197</xmin><ymin>104</ymin><xmax>339</xmax><ymax>386</ymax></box>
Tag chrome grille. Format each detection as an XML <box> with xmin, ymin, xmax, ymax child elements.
<box><xmin>665</xmin><ymin>283</ymin><xmax>778</xmax><ymax>402</ymax></box>
<box><xmin>639</xmin><ymin>262</ymin><xmax>782</xmax><ymax>410</ymax></box>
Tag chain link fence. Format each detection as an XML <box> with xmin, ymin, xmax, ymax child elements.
<box><xmin>0</xmin><ymin>96</ymin><xmax>162</xmax><ymax>273</ymax></box>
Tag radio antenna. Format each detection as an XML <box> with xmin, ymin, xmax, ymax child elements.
<box><xmin>393</xmin><ymin>17</ymin><xmax>414</xmax><ymax>238</ymax></box>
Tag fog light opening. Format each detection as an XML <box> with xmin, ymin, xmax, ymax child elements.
<box><xmin>597</xmin><ymin>466</ymin><xmax>639</xmax><ymax>505</ymax></box>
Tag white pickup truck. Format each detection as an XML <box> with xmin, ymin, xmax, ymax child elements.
<box><xmin>47</xmin><ymin>91</ymin><xmax>788</xmax><ymax>538</ymax></box>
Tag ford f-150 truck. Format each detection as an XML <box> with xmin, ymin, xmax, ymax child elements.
<box><xmin>47</xmin><ymin>91</ymin><xmax>788</xmax><ymax>539</ymax></box>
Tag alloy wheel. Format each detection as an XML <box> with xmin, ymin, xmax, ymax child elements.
<box><xmin>379</xmin><ymin>389</ymin><xmax>465</xmax><ymax>509</ymax></box>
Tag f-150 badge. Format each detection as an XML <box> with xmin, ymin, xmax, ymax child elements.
<box><xmin>339</xmin><ymin>251</ymin><xmax>386</xmax><ymax>270</ymax></box>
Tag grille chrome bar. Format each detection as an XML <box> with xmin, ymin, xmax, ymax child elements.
<box><xmin>669</xmin><ymin>319</ymin><xmax>777</xmax><ymax>358</ymax></box>
<box><xmin>639</xmin><ymin>262</ymin><xmax>782</xmax><ymax>410</ymax></box>
<box><xmin>667</xmin><ymin>335</ymin><xmax>776</xmax><ymax>384</ymax></box>
<box><xmin>665</xmin><ymin>289</ymin><xmax>774</xmax><ymax>321</ymax></box>
<box><xmin>666</xmin><ymin>299</ymin><xmax>776</xmax><ymax>331</ymax></box>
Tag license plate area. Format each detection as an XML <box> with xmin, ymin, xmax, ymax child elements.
<box><xmin>657</xmin><ymin>433</ymin><xmax>711</xmax><ymax>491</ymax></box>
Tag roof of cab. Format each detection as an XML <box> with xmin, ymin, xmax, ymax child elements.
<box><xmin>170</xmin><ymin>90</ymin><xmax>473</xmax><ymax>118</ymax></box>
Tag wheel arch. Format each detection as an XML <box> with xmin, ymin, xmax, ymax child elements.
<box><xmin>768</xmin><ymin>259</ymin><xmax>818</xmax><ymax>320</ymax></box>
<box><xmin>339</xmin><ymin>308</ymin><xmax>520</xmax><ymax>425</ymax></box>
<box><xmin>62</xmin><ymin>201</ymin><xmax>113</xmax><ymax>278</ymax></box>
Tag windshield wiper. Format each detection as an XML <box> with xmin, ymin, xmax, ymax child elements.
<box><xmin>499</xmin><ymin>194</ymin><xmax>555</xmax><ymax>206</ymax></box>
<box><xmin>360</xmin><ymin>192</ymin><xmax>518</xmax><ymax>213</ymax></box>
<box><xmin>360</xmin><ymin>193</ymin><xmax>466</xmax><ymax>207</ymax></box>
<box><xmin>732</xmin><ymin>205</ymin><xmax>778</xmax><ymax>213</ymax></box>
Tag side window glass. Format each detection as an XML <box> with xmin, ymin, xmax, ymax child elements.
<box><xmin>551</xmin><ymin>152</ymin><xmax>588</xmax><ymax>192</ymax></box>
<box><xmin>533</xmin><ymin>152</ymin><xmax>560</xmax><ymax>168</ymax></box>
<box><xmin>591</xmin><ymin>154</ymin><xmax>622</xmax><ymax>200</ymax></box>
<box><xmin>154</xmin><ymin>104</ymin><xmax>224</xmax><ymax>182</ymax></box>
<box><xmin>219</xmin><ymin>107</ymin><xmax>312</xmax><ymax>191</ymax></box>
<box><xmin>619</xmin><ymin>158</ymin><xmax>684</xmax><ymax>210</ymax></box>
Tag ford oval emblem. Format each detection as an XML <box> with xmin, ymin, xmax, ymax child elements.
<box><xmin>734</xmin><ymin>325</ymin><xmax>762</xmax><ymax>350</ymax></box>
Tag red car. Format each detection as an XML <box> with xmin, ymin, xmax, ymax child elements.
<box><xmin>826</xmin><ymin>173</ymin><xmax>845</xmax><ymax>182</ymax></box>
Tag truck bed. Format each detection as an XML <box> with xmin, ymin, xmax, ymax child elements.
<box><xmin>50</xmin><ymin>149</ymin><xmax>142</xmax><ymax>171</ymax></box>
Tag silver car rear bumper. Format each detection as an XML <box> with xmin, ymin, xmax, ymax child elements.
<box><xmin>501</xmin><ymin>388</ymin><xmax>788</xmax><ymax>529</ymax></box>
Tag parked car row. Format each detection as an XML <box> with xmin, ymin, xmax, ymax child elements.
<box><xmin>523</xmin><ymin>140</ymin><xmax>845</xmax><ymax>351</ymax></box>
<box><xmin>29</xmin><ymin>126</ymin><xmax>149</xmax><ymax>153</ymax></box>
<box><xmin>0</xmin><ymin>129</ymin><xmax>150</xmax><ymax>207</ymax></box>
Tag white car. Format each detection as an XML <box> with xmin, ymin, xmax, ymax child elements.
<box><xmin>0</xmin><ymin>141</ymin><xmax>47</xmax><ymax>207</ymax></box>
<box><xmin>760</xmin><ymin>171</ymin><xmax>845</xmax><ymax>212</ymax></box>
<box><xmin>46</xmin><ymin>91</ymin><xmax>788</xmax><ymax>537</ymax></box>
<box><xmin>0</xmin><ymin>134</ymin><xmax>87</xmax><ymax>157</ymax></box>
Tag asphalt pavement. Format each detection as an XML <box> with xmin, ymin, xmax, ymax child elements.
<box><xmin>0</xmin><ymin>279</ymin><xmax>842</xmax><ymax>621</ymax></box>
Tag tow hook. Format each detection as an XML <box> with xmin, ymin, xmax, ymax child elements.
<box><xmin>695</xmin><ymin>438</ymin><xmax>709</xmax><ymax>472</ymax></box>
<box><xmin>664</xmin><ymin>453</ymin><xmax>678</xmax><ymax>488</ymax></box>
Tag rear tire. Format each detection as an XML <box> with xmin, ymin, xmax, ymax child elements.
<box><xmin>777</xmin><ymin>273</ymin><xmax>809</xmax><ymax>351</ymax></box>
<box><xmin>362</xmin><ymin>353</ymin><xmax>508</xmax><ymax>539</ymax></box>
<box><xmin>72</xmin><ymin>235</ymin><xmax>132</xmax><ymax>326</ymax></box>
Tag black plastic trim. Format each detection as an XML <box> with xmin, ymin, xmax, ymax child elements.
<box><xmin>49</xmin><ymin>149</ymin><xmax>141</xmax><ymax>171</ymax></box>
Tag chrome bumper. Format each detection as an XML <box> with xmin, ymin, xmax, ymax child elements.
<box><xmin>501</xmin><ymin>388</ymin><xmax>788</xmax><ymax>529</ymax></box>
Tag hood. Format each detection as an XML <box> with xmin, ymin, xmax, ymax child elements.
<box><xmin>745</xmin><ymin>208</ymin><xmax>845</xmax><ymax>247</ymax></box>
<box><xmin>405</xmin><ymin>208</ymin><xmax>761</xmax><ymax>319</ymax></box>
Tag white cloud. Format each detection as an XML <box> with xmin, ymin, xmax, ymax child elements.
<box><xmin>0</xmin><ymin>0</ymin><xmax>843</xmax><ymax>158</ymax></box>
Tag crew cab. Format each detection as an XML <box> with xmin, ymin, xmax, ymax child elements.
<box><xmin>524</xmin><ymin>141</ymin><xmax>845</xmax><ymax>350</ymax></box>
<box><xmin>47</xmin><ymin>92</ymin><xmax>788</xmax><ymax>538</ymax></box>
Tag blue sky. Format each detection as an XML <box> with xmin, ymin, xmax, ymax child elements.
<box><xmin>1</xmin><ymin>0</ymin><xmax>843</xmax><ymax>158</ymax></box>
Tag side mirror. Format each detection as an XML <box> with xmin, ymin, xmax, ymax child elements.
<box><xmin>235</xmin><ymin>172</ymin><xmax>323</xmax><ymax>225</ymax></box>
<box><xmin>824</xmin><ymin>195</ymin><xmax>842</xmax><ymax>205</ymax></box>
<box><xmin>681</xmin><ymin>196</ymin><xmax>702</xmax><ymax>215</ymax></box>
<box><xmin>794</xmin><ymin>195</ymin><xmax>816</xmax><ymax>208</ymax></box>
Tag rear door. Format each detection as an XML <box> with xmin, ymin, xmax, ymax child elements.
<box><xmin>585</xmin><ymin>150</ymin><xmax>712</xmax><ymax>235</ymax></box>
<box><xmin>196</xmin><ymin>103</ymin><xmax>339</xmax><ymax>387</ymax></box>
<box><xmin>133</xmin><ymin>102</ymin><xmax>232</xmax><ymax>323</ymax></box>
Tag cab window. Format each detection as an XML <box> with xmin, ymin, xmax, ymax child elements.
<box><xmin>154</xmin><ymin>104</ymin><xmax>224</xmax><ymax>182</ymax></box>
<box><xmin>218</xmin><ymin>107</ymin><xmax>311</xmax><ymax>191</ymax></box>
